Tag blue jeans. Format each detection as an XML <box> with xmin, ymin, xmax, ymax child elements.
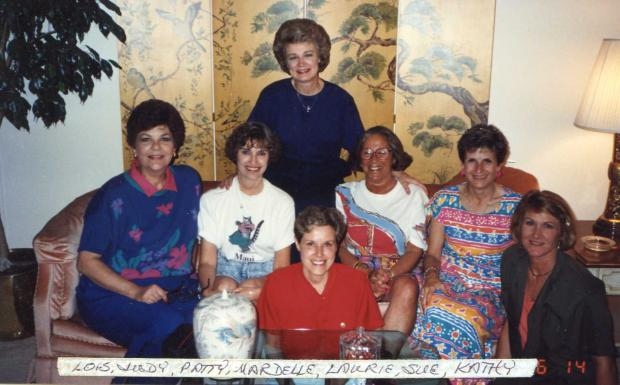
<box><xmin>216</xmin><ymin>253</ymin><xmax>273</xmax><ymax>283</ymax></box>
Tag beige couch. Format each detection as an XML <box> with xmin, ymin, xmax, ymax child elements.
<box><xmin>31</xmin><ymin>170</ymin><xmax>538</xmax><ymax>384</ymax></box>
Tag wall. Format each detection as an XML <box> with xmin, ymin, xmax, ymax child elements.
<box><xmin>0</xmin><ymin>0</ymin><xmax>619</xmax><ymax>248</ymax></box>
<box><xmin>0</xmin><ymin>30</ymin><xmax>123</xmax><ymax>248</ymax></box>
<box><xmin>489</xmin><ymin>0</ymin><xmax>620</xmax><ymax>220</ymax></box>
<box><xmin>115</xmin><ymin>1</ymin><xmax>492</xmax><ymax>184</ymax></box>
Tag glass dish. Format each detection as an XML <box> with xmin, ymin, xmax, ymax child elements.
<box><xmin>581</xmin><ymin>235</ymin><xmax>616</xmax><ymax>252</ymax></box>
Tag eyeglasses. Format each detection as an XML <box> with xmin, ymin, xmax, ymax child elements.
<box><xmin>360</xmin><ymin>147</ymin><xmax>391</xmax><ymax>160</ymax></box>
<box><xmin>167</xmin><ymin>282</ymin><xmax>200</xmax><ymax>304</ymax></box>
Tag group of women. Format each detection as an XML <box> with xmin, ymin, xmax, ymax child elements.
<box><xmin>75</xmin><ymin>17</ymin><xmax>616</xmax><ymax>385</ymax></box>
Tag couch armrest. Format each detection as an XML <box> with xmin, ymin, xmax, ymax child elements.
<box><xmin>33</xmin><ymin>191</ymin><xmax>95</xmax><ymax>325</ymax></box>
<box><xmin>33</xmin><ymin>262</ymin><xmax>54</xmax><ymax>357</ymax></box>
<box><xmin>438</xmin><ymin>166</ymin><xmax>539</xmax><ymax>195</ymax></box>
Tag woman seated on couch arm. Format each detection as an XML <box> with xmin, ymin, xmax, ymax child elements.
<box><xmin>413</xmin><ymin>124</ymin><xmax>521</xmax><ymax>366</ymax></box>
<box><xmin>197</xmin><ymin>121</ymin><xmax>295</xmax><ymax>301</ymax></box>
<box><xmin>76</xmin><ymin>99</ymin><xmax>202</xmax><ymax>360</ymax></box>
<box><xmin>335</xmin><ymin>126</ymin><xmax>426</xmax><ymax>335</ymax></box>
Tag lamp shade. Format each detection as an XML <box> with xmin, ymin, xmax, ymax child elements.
<box><xmin>574</xmin><ymin>39</ymin><xmax>620</xmax><ymax>133</ymax></box>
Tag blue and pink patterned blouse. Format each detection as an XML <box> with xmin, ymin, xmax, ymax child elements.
<box><xmin>77</xmin><ymin>164</ymin><xmax>201</xmax><ymax>290</ymax></box>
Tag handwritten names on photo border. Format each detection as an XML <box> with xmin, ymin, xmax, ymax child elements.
<box><xmin>58</xmin><ymin>357</ymin><xmax>537</xmax><ymax>379</ymax></box>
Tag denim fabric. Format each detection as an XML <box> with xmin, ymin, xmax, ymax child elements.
<box><xmin>216</xmin><ymin>252</ymin><xmax>273</xmax><ymax>283</ymax></box>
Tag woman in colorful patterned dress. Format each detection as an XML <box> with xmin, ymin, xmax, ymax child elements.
<box><xmin>335</xmin><ymin>126</ymin><xmax>427</xmax><ymax>335</ymax></box>
<box><xmin>76</xmin><ymin>99</ymin><xmax>202</xmax><ymax>361</ymax></box>
<box><xmin>414</xmin><ymin>124</ymin><xmax>521</xmax><ymax>368</ymax></box>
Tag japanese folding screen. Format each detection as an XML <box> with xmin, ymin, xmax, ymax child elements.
<box><xmin>117</xmin><ymin>0</ymin><xmax>495</xmax><ymax>183</ymax></box>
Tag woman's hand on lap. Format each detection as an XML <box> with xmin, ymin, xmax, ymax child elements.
<box><xmin>368</xmin><ymin>270</ymin><xmax>390</xmax><ymax>298</ymax></box>
<box><xmin>200</xmin><ymin>288</ymin><xmax>218</xmax><ymax>298</ymax></box>
<box><xmin>422</xmin><ymin>275</ymin><xmax>443</xmax><ymax>309</ymax></box>
<box><xmin>133</xmin><ymin>284</ymin><xmax>167</xmax><ymax>304</ymax></box>
<box><xmin>234</xmin><ymin>286</ymin><xmax>261</xmax><ymax>301</ymax></box>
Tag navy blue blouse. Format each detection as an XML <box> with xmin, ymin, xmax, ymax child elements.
<box><xmin>249</xmin><ymin>78</ymin><xmax>364</xmax><ymax>210</ymax></box>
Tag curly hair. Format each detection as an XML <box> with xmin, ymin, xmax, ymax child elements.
<box><xmin>510</xmin><ymin>190</ymin><xmax>577</xmax><ymax>251</ymax></box>
<box><xmin>457</xmin><ymin>124</ymin><xmax>509</xmax><ymax>164</ymax></box>
<box><xmin>350</xmin><ymin>126</ymin><xmax>413</xmax><ymax>172</ymax></box>
<box><xmin>273</xmin><ymin>18</ymin><xmax>331</xmax><ymax>73</ymax></box>
<box><xmin>224</xmin><ymin>121</ymin><xmax>281</xmax><ymax>164</ymax></box>
<box><xmin>126</xmin><ymin>99</ymin><xmax>185</xmax><ymax>150</ymax></box>
<box><xmin>294</xmin><ymin>206</ymin><xmax>346</xmax><ymax>244</ymax></box>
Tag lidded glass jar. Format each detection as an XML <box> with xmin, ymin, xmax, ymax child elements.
<box><xmin>339</xmin><ymin>327</ymin><xmax>381</xmax><ymax>359</ymax></box>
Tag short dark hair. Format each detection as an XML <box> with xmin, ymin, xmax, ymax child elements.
<box><xmin>294</xmin><ymin>206</ymin><xmax>346</xmax><ymax>244</ymax></box>
<box><xmin>350</xmin><ymin>126</ymin><xmax>413</xmax><ymax>172</ymax></box>
<box><xmin>457</xmin><ymin>124</ymin><xmax>509</xmax><ymax>164</ymax></box>
<box><xmin>224</xmin><ymin>121</ymin><xmax>282</xmax><ymax>164</ymax></box>
<box><xmin>126</xmin><ymin>99</ymin><xmax>185</xmax><ymax>150</ymax></box>
<box><xmin>273</xmin><ymin>18</ymin><xmax>331</xmax><ymax>73</ymax></box>
<box><xmin>511</xmin><ymin>190</ymin><xmax>577</xmax><ymax>251</ymax></box>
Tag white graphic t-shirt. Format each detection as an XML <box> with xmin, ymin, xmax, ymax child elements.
<box><xmin>198</xmin><ymin>177</ymin><xmax>295</xmax><ymax>263</ymax></box>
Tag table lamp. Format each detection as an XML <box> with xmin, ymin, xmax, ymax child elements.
<box><xmin>575</xmin><ymin>39</ymin><xmax>620</xmax><ymax>240</ymax></box>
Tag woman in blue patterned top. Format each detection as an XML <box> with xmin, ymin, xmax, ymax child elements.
<box><xmin>76</xmin><ymin>99</ymin><xmax>202</xmax><ymax>359</ymax></box>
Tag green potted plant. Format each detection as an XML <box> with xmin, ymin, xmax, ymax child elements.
<box><xmin>0</xmin><ymin>0</ymin><xmax>126</xmax><ymax>338</ymax></box>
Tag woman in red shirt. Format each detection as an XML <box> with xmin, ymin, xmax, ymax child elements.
<box><xmin>257</xmin><ymin>206</ymin><xmax>383</xmax><ymax>357</ymax></box>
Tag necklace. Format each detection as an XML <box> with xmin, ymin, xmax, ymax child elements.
<box><xmin>296</xmin><ymin>92</ymin><xmax>318</xmax><ymax>113</ymax></box>
<box><xmin>528</xmin><ymin>266</ymin><xmax>552</xmax><ymax>278</ymax></box>
<box><xmin>292</xmin><ymin>78</ymin><xmax>322</xmax><ymax>113</ymax></box>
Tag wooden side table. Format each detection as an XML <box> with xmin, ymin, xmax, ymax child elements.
<box><xmin>571</xmin><ymin>220</ymin><xmax>620</xmax><ymax>345</ymax></box>
<box><xmin>572</xmin><ymin>220</ymin><xmax>620</xmax><ymax>293</ymax></box>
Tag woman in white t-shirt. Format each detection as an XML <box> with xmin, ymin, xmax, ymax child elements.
<box><xmin>197</xmin><ymin>122</ymin><xmax>295</xmax><ymax>301</ymax></box>
<box><xmin>335</xmin><ymin>126</ymin><xmax>427</xmax><ymax>335</ymax></box>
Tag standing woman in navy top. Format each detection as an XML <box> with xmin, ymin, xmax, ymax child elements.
<box><xmin>76</xmin><ymin>99</ymin><xmax>202</xmax><ymax>362</ymax></box>
<box><xmin>249</xmin><ymin>18</ymin><xmax>364</xmax><ymax>216</ymax></box>
<box><xmin>249</xmin><ymin>19</ymin><xmax>424</xmax><ymax>263</ymax></box>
